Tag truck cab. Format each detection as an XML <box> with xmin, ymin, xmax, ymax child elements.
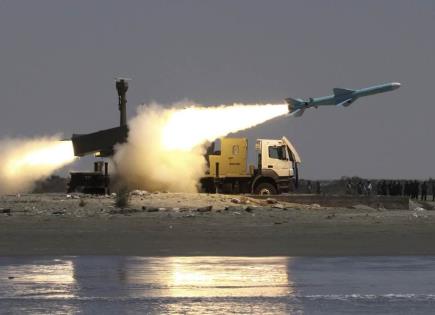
<box><xmin>201</xmin><ymin>136</ymin><xmax>301</xmax><ymax>195</ymax></box>
<box><xmin>253</xmin><ymin>137</ymin><xmax>301</xmax><ymax>194</ymax></box>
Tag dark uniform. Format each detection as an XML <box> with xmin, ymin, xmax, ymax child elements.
<box><xmin>357</xmin><ymin>181</ymin><xmax>363</xmax><ymax>195</ymax></box>
<box><xmin>306</xmin><ymin>181</ymin><xmax>312</xmax><ymax>194</ymax></box>
<box><xmin>414</xmin><ymin>181</ymin><xmax>420</xmax><ymax>199</ymax></box>
<box><xmin>421</xmin><ymin>181</ymin><xmax>427</xmax><ymax>201</ymax></box>
<box><xmin>346</xmin><ymin>181</ymin><xmax>353</xmax><ymax>195</ymax></box>
<box><xmin>404</xmin><ymin>181</ymin><xmax>409</xmax><ymax>197</ymax></box>
<box><xmin>382</xmin><ymin>181</ymin><xmax>387</xmax><ymax>196</ymax></box>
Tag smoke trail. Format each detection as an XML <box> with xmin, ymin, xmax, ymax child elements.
<box><xmin>114</xmin><ymin>101</ymin><xmax>288</xmax><ymax>192</ymax></box>
<box><xmin>0</xmin><ymin>136</ymin><xmax>76</xmax><ymax>194</ymax></box>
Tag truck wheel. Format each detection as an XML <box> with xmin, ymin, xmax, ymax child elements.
<box><xmin>255</xmin><ymin>183</ymin><xmax>277</xmax><ymax>195</ymax></box>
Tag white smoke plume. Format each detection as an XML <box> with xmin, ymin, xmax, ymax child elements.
<box><xmin>0</xmin><ymin>136</ymin><xmax>76</xmax><ymax>194</ymax></box>
<box><xmin>113</xmin><ymin>101</ymin><xmax>288</xmax><ymax>192</ymax></box>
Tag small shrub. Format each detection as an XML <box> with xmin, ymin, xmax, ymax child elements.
<box><xmin>115</xmin><ymin>187</ymin><xmax>130</xmax><ymax>208</ymax></box>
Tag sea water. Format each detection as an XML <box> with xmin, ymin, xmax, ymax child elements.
<box><xmin>0</xmin><ymin>256</ymin><xmax>434</xmax><ymax>314</ymax></box>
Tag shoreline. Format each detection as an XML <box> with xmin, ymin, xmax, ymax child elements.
<box><xmin>1</xmin><ymin>193</ymin><xmax>434</xmax><ymax>256</ymax></box>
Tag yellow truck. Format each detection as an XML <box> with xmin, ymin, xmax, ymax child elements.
<box><xmin>201</xmin><ymin>136</ymin><xmax>301</xmax><ymax>195</ymax></box>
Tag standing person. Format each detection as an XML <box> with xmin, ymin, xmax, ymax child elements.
<box><xmin>432</xmin><ymin>180</ymin><xmax>435</xmax><ymax>202</ymax></box>
<box><xmin>388</xmin><ymin>181</ymin><xmax>393</xmax><ymax>196</ymax></box>
<box><xmin>382</xmin><ymin>180</ymin><xmax>387</xmax><ymax>196</ymax></box>
<box><xmin>396</xmin><ymin>181</ymin><xmax>400</xmax><ymax>196</ymax></box>
<box><xmin>346</xmin><ymin>180</ymin><xmax>353</xmax><ymax>195</ymax></box>
<box><xmin>306</xmin><ymin>180</ymin><xmax>312</xmax><ymax>194</ymax></box>
<box><xmin>357</xmin><ymin>181</ymin><xmax>363</xmax><ymax>195</ymax></box>
<box><xmin>390</xmin><ymin>181</ymin><xmax>396</xmax><ymax>196</ymax></box>
<box><xmin>316</xmin><ymin>181</ymin><xmax>321</xmax><ymax>195</ymax></box>
<box><xmin>404</xmin><ymin>181</ymin><xmax>409</xmax><ymax>197</ymax></box>
<box><xmin>414</xmin><ymin>181</ymin><xmax>420</xmax><ymax>199</ymax></box>
<box><xmin>362</xmin><ymin>181</ymin><xmax>368</xmax><ymax>195</ymax></box>
<box><xmin>409</xmin><ymin>181</ymin><xmax>414</xmax><ymax>197</ymax></box>
<box><xmin>421</xmin><ymin>181</ymin><xmax>427</xmax><ymax>201</ymax></box>
<box><xmin>410</xmin><ymin>181</ymin><xmax>414</xmax><ymax>199</ymax></box>
<box><xmin>376</xmin><ymin>181</ymin><xmax>382</xmax><ymax>196</ymax></box>
<box><xmin>412</xmin><ymin>181</ymin><xmax>416</xmax><ymax>198</ymax></box>
<box><xmin>367</xmin><ymin>181</ymin><xmax>373</xmax><ymax>196</ymax></box>
<box><xmin>411</xmin><ymin>181</ymin><xmax>415</xmax><ymax>199</ymax></box>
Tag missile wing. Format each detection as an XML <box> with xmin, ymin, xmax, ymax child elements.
<box><xmin>286</xmin><ymin>82</ymin><xmax>401</xmax><ymax>117</ymax></box>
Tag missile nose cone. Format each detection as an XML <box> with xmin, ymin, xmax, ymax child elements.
<box><xmin>391</xmin><ymin>82</ymin><xmax>401</xmax><ymax>90</ymax></box>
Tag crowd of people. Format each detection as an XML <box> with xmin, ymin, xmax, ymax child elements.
<box><xmin>304</xmin><ymin>180</ymin><xmax>322</xmax><ymax>195</ymax></box>
<box><xmin>300</xmin><ymin>179</ymin><xmax>435</xmax><ymax>201</ymax></box>
<box><xmin>345</xmin><ymin>180</ymin><xmax>434</xmax><ymax>201</ymax></box>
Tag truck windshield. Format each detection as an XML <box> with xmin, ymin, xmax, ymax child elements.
<box><xmin>268</xmin><ymin>146</ymin><xmax>287</xmax><ymax>160</ymax></box>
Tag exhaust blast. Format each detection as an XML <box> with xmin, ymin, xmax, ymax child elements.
<box><xmin>0</xmin><ymin>136</ymin><xmax>76</xmax><ymax>194</ymax></box>
<box><xmin>113</xmin><ymin>102</ymin><xmax>288</xmax><ymax>192</ymax></box>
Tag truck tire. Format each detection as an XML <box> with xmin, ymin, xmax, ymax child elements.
<box><xmin>254</xmin><ymin>182</ymin><xmax>277</xmax><ymax>195</ymax></box>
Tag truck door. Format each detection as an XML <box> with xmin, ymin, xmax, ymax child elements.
<box><xmin>282</xmin><ymin>136</ymin><xmax>302</xmax><ymax>177</ymax></box>
<box><xmin>262</xmin><ymin>140</ymin><xmax>291</xmax><ymax>177</ymax></box>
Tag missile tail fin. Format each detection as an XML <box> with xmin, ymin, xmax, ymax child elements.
<box><xmin>285</xmin><ymin>97</ymin><xmax>304</xmax><ymax>113</ymax></box>
<box><xmin>292</xmin><ymin>108</ymin><xmax>305</xmax><ymax>117</ymax></box>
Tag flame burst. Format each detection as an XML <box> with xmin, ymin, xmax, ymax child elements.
<box><xmin>0</xmin><ymin>137</ymin><xmax>76</xmax><ymax>194</ymax></box>
<box><xmin>114</xmin><ymin>102</ymin><xmax>288</xmax><ymax>192</ymax></box>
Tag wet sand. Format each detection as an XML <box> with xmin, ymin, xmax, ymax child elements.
<box><xmin>0</xmin><ymin>193</ymin><xmax>434</xmax><ymax>256</ymax></box>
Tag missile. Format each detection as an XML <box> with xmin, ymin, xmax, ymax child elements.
<box><xmin>285</xmin><ymin>82</ymin><xmax>401</xmax><ymax>117</ymax></box>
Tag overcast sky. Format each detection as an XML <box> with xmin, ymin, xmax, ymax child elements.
<box><xmin>0</xmin><ymin>0</ymin><xmax>434</xmax><ymax>179</ymax></box>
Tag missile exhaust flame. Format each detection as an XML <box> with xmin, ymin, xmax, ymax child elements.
<box><xmin>0</xmin><ymin>137</ymin><xmax>76</xmax><ymax>194</ymax></box>
<box><xmin>114</xmin><ymin>102</ymin><xmax>288</xmax><ymax>192</ymax></box>
<box><xmin>161</xmin><ymin>103</ymin><xmax>288</xmax><ymax>151</ymax></box>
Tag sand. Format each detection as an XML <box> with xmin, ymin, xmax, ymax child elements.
<box><xmin>0</xmin><ymin>192</ymin><xmax>434</xmax><ymax>256</ymax></box>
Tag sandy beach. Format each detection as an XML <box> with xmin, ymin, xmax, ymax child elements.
<box><xmin>0</xmin><ymin>192</ymin><xmax>434</xmax><ymax>256</ymax></box>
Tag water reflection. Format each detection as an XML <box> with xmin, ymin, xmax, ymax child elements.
<box><xmin>164</xmin><ymin>257</ymin><xmax>292</xmax><ymax>297</ymax></box>
<box><xmin>2</xmin><ymin>256</ymin><xmax>435</xmax><ymax>314</ymax></box>
<box><xmin>0</xmin><ymin>256</ymin><xmax>297</xmax><ymax>314</ymax></box>
<box><xmin>0</xmin><ymin>257</ymin><xmax>79</xmax><ymax>315</ymax></box>
<box><xmin>1</xmin><ymin>258</ymin><xmax>75</xmax><ymax>298</ymax></box>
